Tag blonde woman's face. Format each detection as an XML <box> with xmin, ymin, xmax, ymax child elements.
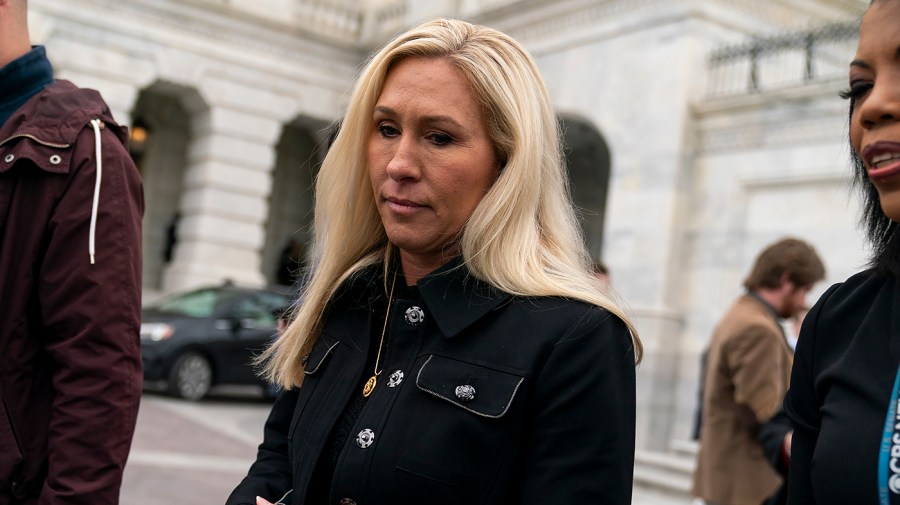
<box><xmin>368</xmin><ymin>56</ymin><xmax>499</xmax><ymax>273</ymax></box>
<box><xmin>849</xmin><ymin>0</ymin><xmax>900</xmax><ymax>221</ymax></box>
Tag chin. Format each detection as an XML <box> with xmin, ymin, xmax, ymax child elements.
<box><xmin>877</xmin><ymin>190</ymin><xmax>900</xmax><ymax>223</ymax></box>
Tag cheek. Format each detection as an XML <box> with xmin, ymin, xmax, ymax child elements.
<box><xmin>850</xmin><ymin>108</ymin><xmax>863</xmax><ymax>154</ymax></box>
<box><xmin>457</xmin><ymin>170</ymin><xmax>495</xmax><ymax>208</ymax></box>
<box><xmin>367</xmin><ymin>143</ymin><xmax>385</xmax><ymax>180</ymax></box>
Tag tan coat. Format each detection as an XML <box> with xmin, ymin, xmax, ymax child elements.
<box><xmin>692</xmin><ymin>295</ymin><xmax>793</xmax><ymax>505</ymax></box>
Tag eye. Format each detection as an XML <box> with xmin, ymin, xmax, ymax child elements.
<box><xmin>427</xmin><ymin>132</ymin><xmax>453</xmax><ymax>146</ymax></box>
<box><xmin>377</xmin><ymin>123</ymin><xmax>399</xmax><ymax>138</ymax></box>
<box><xmin>840</xmin><ymin>81</ymin><xmax>873</xmax><ymax>101</ymax></box>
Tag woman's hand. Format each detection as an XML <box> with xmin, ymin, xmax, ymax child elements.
<box><xmin>256</xmin><ymin>497</ymin><xmax>274</xmax><ymax>505</ymax></box>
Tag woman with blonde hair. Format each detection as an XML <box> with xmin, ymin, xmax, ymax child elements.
<box><xmin>228</xmin><ymin>17</ymin><xmax>640</xmax><ymax>505</ymax></box>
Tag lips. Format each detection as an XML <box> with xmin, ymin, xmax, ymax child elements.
<box><xmin>384</xmin><ymin>195</ymin><xmax>427</xmax><ymax>213</ymax></box>
<box><xmin>862</xmin><ymin>141</ymin><xmax>900</xmax><ymax>182</ymax></box>
<box><xmin>387</xmin><ymin>197</ymin><xmax>422</xmax><ymax>207</ymax></box>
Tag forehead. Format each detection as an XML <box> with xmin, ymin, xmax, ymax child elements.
<box><xmin>859</xmin><ymin>0</ymin><xmax>900</xmax><ymax>51</ymax></box>
<box><xmin>378</xmin><ymin>57</ymin><xmax>474</xmax><ymax>104</ymax></box>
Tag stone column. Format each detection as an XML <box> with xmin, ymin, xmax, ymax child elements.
<box><xmin>42</xmin><ymin>40</ymin><xmax>152</xmax><ymax>127</ymax></box>
<box><xmin>162</xmin><ymin>95</ymin><xmax>286</xmax><ymax>292</ymax></box>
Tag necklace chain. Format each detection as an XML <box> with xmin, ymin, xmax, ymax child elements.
<box><xmin>362</xmin><ymin>270</ymin><xmax>397</xmax><ymax>397</ymax></box>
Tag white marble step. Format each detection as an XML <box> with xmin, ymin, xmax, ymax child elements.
<box><xmin>633</xmin><ymin>448</ymin><xmax>696</xmax><ymax>496</ymax></box>
<box><xmin>669</xmin><ymin>438</ymin><xmax>699</xmax><ymax>457</ymax></box>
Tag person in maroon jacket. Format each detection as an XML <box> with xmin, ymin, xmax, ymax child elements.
<box><xmin>0</xmin><ymin>1</ymin><xmax>144</xmax><ymax>504</ymax></box>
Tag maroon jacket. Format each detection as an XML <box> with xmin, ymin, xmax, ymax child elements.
<box><xmin>0</xmin><ymin>80</ymin><xmax>143</xmax><ymax>504</ymax></box>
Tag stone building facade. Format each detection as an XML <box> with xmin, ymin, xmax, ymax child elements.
<box><xmin>29</xmin><ymin>0</ymin><xmax>869</xmax><ymax>483</ymax></box>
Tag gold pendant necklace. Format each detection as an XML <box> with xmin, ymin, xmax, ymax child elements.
<box><xmin>363</xmin><ymin>270</ymin><xmax>397</xmax><ymax>397</ymax></box>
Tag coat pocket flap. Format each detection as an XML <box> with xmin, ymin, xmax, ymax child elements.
<box><xmin>415</xmin><ymin>355</ymin><xmax>524</xmax><ymax>418</ymax></box>
<box><xmin>302</xmin><ymin>335</ymin><xmax>340</xmax><ymax>375</ymax></box>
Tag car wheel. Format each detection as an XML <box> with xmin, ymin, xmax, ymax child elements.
<box><xmin>168</xmin><ymin>352</ymin><xmax>212</xmax><ymax>401</ymax></box>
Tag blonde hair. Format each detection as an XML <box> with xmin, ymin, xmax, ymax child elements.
<box><xmin>262</xmin><ymin>18</ymin><xmax>642</xmax><ymax>388</ymax></box>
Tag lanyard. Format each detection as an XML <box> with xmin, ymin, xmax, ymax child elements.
<box><xmin>879</xmin><ymin>362</ymin><xmax>900</xmax><ymax>505</ymax></box>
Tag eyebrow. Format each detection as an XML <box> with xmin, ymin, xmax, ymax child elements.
<box><xmin>373</xmin><ymin>106</ymin><xmax>464</xmax><ymax>129</ymax></box>
<box><xmin>850</xmin><ymin>47</ymin><xmax>900</xmax><ymax>69</ymax></box>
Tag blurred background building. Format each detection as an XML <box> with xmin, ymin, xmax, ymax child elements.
<box><xmin>29</xmin><ymin>0</ymin><xmax>868</xmax><ymax>498</ymax></box>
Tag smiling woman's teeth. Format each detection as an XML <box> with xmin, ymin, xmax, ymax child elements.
<box><xmin>873</xmin><ymin>152</ymin><xmax>900</xmax><ymax>168</ymax></box>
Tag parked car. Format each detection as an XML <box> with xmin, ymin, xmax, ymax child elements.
<box><xmin>140</xmin><ymin>283</ymin><xmax>290</xmax><ymax>400</ymax></box>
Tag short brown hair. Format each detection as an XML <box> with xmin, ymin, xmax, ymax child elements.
<box><xmin>743</xmin><ymin>238</ymin><xmax>825</xmax><ymax>290</ymax></box>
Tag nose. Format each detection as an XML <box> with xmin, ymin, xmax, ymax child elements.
<box><xmin>385</xmin><ymin>136</ymin><xmax>421</xmax><ymax>182</ymax></box>
<box><xmin>857</xmin><ymin>78</ymin><xmax>900</xmax><ymax>130</ymax></box>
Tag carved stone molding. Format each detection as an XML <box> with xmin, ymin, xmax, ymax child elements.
<box><xmin>32</xmin><ymin>0</ymin><xmax>362</xmax><ymax>78</ymax></box>
<box><xmin>698</xmin><ymin>113</ymin><xmax>845</xmax><ymax>153</ymax></box>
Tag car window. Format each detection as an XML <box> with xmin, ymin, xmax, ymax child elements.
<box><xmin>233</xmin><ymin>292</ymin><xmax>287</xmax><ymax>327</ymax></box>
<box><xmin>154</xmin><ymin>288</ymin><xmax>243</xmax><ymax>317</ymax></box>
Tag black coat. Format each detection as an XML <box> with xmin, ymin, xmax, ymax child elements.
<box><xmin>227</xmin><ymin>261</ymin><xmax>636</xmax><ymax>505</ymax></box>
<box><xmin>785</xmin><ymin>270</ymin><xmax>900</xmax><ymax>505</ymax></box>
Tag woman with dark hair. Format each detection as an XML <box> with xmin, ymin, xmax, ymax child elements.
<box><xmin>784</xmin><ymin>1</ymin><xmax>900</xmax><ymax>503</ymax></box>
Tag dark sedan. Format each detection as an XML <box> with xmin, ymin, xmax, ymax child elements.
<box><xmin>140</xmin><ymin>283</ymin><xmax>290</xmax><ymax>400</ymax></box>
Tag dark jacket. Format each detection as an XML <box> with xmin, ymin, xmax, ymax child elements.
<box><xmin>786</xmin><ymin>270</ymin><xmax>900</xmax><ymax>505</ymax></box>
<box><xmin>227</xmin><ymin>261</ymin><xmax>637</xmax><ymax>505</ymax></box>
<box><xmin>0</xmin><ymin>80</ymin><xmax>144</xmax><ymax>504</ymax></box>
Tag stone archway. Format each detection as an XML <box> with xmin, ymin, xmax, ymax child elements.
<box><xmin>130</xmin><ymin>82</ymin><xmax>207</xmax><ymax>295</ymax></box>
<box><xmin>263</xmin><ymin>117</ymin><xmax>334</xmax><ymax>287</ymax></box>
<box><xmin>559</xmin><ymin>114</ymin><xmax>612</xmax><ymax>260</ymax></box>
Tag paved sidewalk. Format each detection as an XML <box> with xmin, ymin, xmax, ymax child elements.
<box><xmin>121</xmin><ymin>391</ymin><xmax>270</xmax><ymax>505</ymax></box>
<box><xmin>632</xmin><ymin>487</ymin><xmax>694</xmax><ymax>505</ymax></box>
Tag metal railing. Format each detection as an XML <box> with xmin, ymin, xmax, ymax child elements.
<box><xmin>705</xmin><ymin>22</ymin><xmax>858</xmax><ymax>98</ymax></box>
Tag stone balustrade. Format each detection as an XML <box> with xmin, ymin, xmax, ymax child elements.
<box><xmin>203</xmin><ymin>0</ymin><xmax>406</xmax><ymax>44</ymax></box>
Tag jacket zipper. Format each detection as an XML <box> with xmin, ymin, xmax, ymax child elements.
<box><xmin>0</xmin><ymin>133</ymin><xmax>70</xmax><ymax>149</ymax></box>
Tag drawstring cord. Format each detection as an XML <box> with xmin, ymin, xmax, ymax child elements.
<box><xmin>88</xmin><ymin>119</ymin><xmax>103</xmax><ymax>265</ymax></box>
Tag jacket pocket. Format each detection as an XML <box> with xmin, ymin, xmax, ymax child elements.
<box><xmin>414</xmin><ymin>355</ymin><xmax>524</xmax><ymax>418</ymax></box>
<box><xmin>394</xmin><ymin>355</ymin><xmax>525</xmax><ymax>496</ymax></box>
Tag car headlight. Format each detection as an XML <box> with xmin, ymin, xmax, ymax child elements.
<box><xmin>141</xmin><ymin>323</ymin><xmax>174</xmax><ymax>341</ymax></box>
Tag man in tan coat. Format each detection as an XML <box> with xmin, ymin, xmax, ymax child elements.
<box><xmin>692</xmin><ymin>238</ymin><xmax>825</xmax><ymax>505</ymax></box>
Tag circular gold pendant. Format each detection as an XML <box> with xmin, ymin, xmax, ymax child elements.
<box><xmin>363</xmin><ymin>375</ymin><xmax>377</xmax><ymax>397</ymax></box>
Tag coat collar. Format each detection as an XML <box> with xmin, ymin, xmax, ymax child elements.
<box><xmin>742</xmin><ymin>291</ymin><xmax>787</xmax><ymax>339</ymax></box>
<box><xmin>415</xmin><ymin>257</ymin><xmax>510</xmax><ymax>338</ymax></box>
<box><xmin>0</xmin><ymin>46</ymin><xmax>54</xmax><ymax>126</ymax></box>
<box><xmin>0</xmin><ymin>80</ymin><xmax>120</xmax><ymax>150</ymax></box>
<box><xmin>340</xmin><ymin>256</ymin><xmax>510</xmax><ymax>339</ymax></box>
<box><xmin>745</xmin><ymin>290</ymin><xmax>781</xmax><ymax>322</ymax></box>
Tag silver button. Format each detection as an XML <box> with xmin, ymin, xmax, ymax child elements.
<box><xmin>387</xmin><ymin>369</ymin><xmax>404</xmax><ymax>388</ymax></box>
<box><xmin>3</xmin><ymin>154</ymin><xmax>13</xmax><ymax>163</ymax></box>
<box><xmin>356</xmin><ymin>428</ymin><xmax>375</xmax><ymax>449</ymax></box>
<box><xmin>49</xmin><ymin>154</ymin><xmax>62</xmax><ymax>165</ymax></box>
<box><xmin>338</xmin><ymin>499</ymin><xmax>357</xmax><ymax>505</ymax></box>
<box><xmin>404</xmin><ymin>306</ymin><xmax>425</xmax><ymax>326</ymax></box>
<box><xmin>455</xmin><ymin>384</ymin><xmax>476</xmax><ymax>402</ymax></box>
